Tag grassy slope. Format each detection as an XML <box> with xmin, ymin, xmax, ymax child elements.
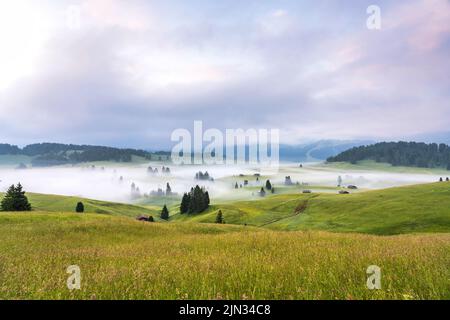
<box><xmin>0</xmin><ymin>213</ymin><xmax>448</xmax><ymax>300</ymax></box>
<box><xmin>0</xmin><ymin>193</ymin><xmax>159</xmax><ymax>219</ymax></box>
<box><xmin>173</xmin><ymin>182</ymin><xmax>450</xmax><ymax>235</ymax></box>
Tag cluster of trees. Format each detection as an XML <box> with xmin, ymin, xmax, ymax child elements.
<box><xmin>180</xmin><ymin>186</ymin><xmax>210</xmax><ymax>214</ymax></box>
<box><xmin>149</xmin><ymin>183</ymin><xmax>175</xmax><ymax>197</ymax></box>
<box><xmin>258</xmin><ymin>180</ymin><xmax>275</xmax><ymax>197</ymax></box>
<box><xmin>195</xmin><ymin>171</ymin><xmax>214</xmax><ymax>181</ymax></box>
<box><xmin>148</xmin><ymin>166</ymin><xmax>171</xmax><ymax>175</ymax></box>
<box><xmin>0</xmin><ymin>143</ymin><xmax>171</xmax><ymax>167</ymax></box>
<box><xmin>327</xmin><ymin>142</ymin><xmax>450</xmax><ymax>170</ymax></box>
<box><xmin>0</xmin><ymin>183</ymin><xmax>31</xmax><ymax>211</ymax></box>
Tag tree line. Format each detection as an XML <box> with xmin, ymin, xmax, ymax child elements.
<box><xmin>0</xmin><ymin>143</ymin><xmax>171</xmax><ymax>167</ymax></box>
<box><xmin>327</xmin><ymin>142</ymin><xmax>450</xmax><ymax>170</ymax></box>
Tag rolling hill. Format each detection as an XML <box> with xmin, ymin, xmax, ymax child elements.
<box><xmin>0</xmin><ymin>193</ymin><xmax>158</xmax><ymax>219</ymax></box>
<box><xmin>173</xmin><ymin>182</ymin><xmax>450</xmax><ymax>235</ymax></box>
<box><xmin>2</xmin><ymin>182</ymin><xmax>450</xmax><ymax>235</ymax></box>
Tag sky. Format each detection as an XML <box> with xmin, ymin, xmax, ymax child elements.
<box><xmin>0</xmin><ymin>0</ymin><xmax>449</xmax><ymax>149</ymax></box>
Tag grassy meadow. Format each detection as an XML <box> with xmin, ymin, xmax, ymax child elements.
<box><xmin>0</xmin><ymin>174</ymin><xmax>449</xmax><ymax>300</ymax></box>
<box><xmin>13</xmin><ymin>193</ymin><xmax>160</xmax><ymax>219</ymax></box>
<box><xmin>0</xmin><ymin>213</ymin><xmax>448</xmax><ymax>300</ymax></box>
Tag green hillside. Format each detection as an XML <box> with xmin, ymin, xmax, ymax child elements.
<box><xmin>2</xmin><ymin>182</ymin><xmax>450</xmax><ymax>235</ymax></box>
<box><xmin>0</xmin><ymin>193</ymin><xmax>157</xmax><ymax>219</ymax></box>
<box><xmin>173</xmin><ymin>182</ymin><xmax>450</xmax><ymax>235</ymax></box>
<box><xmin>0</xmin><ymin>213</ymin><xmax>448</xmax><ymax>299</ymax></box>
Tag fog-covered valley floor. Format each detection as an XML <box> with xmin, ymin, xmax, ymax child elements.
<box><xmin>0</xmin><ymin>161</ymin><xmax>446</xmax><ymax>204</ymax></box>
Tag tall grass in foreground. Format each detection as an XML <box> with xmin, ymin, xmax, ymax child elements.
<box><xmin>0</xmin><ymin>213</ymin><xmax>448</xmax><ymax>300</ymax></box>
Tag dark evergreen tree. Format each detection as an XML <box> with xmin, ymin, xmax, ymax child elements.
<box><xmin>215</xmin><ymin>210</ymin><xmax>224</xmax><ymax>224</ymax></box>
<box><xmin>271</xmin><ymin>187</ymin><xmax>275</xmax><ymax>194</ymax></box>
<box><xmin>265</xmin><ymin>180</ymin><xmax>272</xmax><ymax>190</ymax></box>
<box><xmin>166</xmin><ymin>183</ymin><xmax>172</xmax><ymax>196</ymax></box>
<box><xmin>160</xmin><ymin>205</ymin><xmax>169</xmax><ymax>220</ymax></box>
<box><xmin>1</xmin><ymin>183</ymin><xmax>31</xmax><ymax>212</ymax></box>
<box><xmin>180</xmin><ymin>193</ymin><xmax>189</xmax><ymax>214</ymax></box>
<box><xmin>235</xmin><ymin>182</ymin><xmax>239</xmax><ymax>189</ymax></box>
<box><xmin>148</xmin><ymin>216</ymin><xmax>155</xmax><ymax>222</ymax></box>
<box><xmin>76</xmin><ymin>202</ymin><xmax>84</xmax><ymax>213</ymax></box>
<box><xmin>205</xmin><ymin>191</ymin><xmax>210</xmax><ymax>206</ymax></box>
<box><xmin>181</xmin><ymin>185</ymin><xmax>210</xmax><ymax>214</ymax></box>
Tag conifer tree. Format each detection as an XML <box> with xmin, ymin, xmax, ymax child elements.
<box><xmin>1</xmin><ymin>183</ymin><xmax>31</xmax><ymax>212</ymax></box>
<box><xmin>76</xmin><ymin>202</ymin><xmax>84</xmax><ymax>213</ymax></box>
<box><xmin>160</xmin><ymin>205</ymin><xmax>169</xmax><ymax>220</ymax></box>
<box><xmin>180</xmin><ymin>193</ymin><xmax>189</xmax><ymax>214</ymax></box>
<box><xmin>215</xmin><ymin>210</ymin><xmax>224</xmax><ymax>224</ymax></box>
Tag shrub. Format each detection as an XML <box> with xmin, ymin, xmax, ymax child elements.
<box><xmin>76</xmin><ymin>202</ymin><xmax>85</xmax><ymax>213</ymax></box>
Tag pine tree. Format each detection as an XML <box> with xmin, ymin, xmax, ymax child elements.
<box><xmin>180</xmin><ymin>193</ymin><xmax>189</xmax><ymax>214</ymax></box>
<box><xmin>181</xmin><ymin>186</ymin><xmax>210</xmax><ymax>214</ymax></box>
<box><xmin>76</xmin><ymin>202</ymin><xmax>84</xmax><ymax>213</ymax></box>
<box><xmin>205</xmin><ymin>191</ymin><xmax>210</xmax><ymax>207</ymax></box>
<box><xmin>215</xmin><ymin>210</ymin><xmax>224</xmax><ymax>224</ymax></box>
<box><xmin>265</xmin><ymin>180</ymin><xmax>272</xmax><ymax>190</ymax></box>
<box><xmin>148</xmin><ymin>216</ymin><xmax>155</xmax><ymax>222</ymax></box>
<box><xmin>160</xmin><ymin>205</ymin><xmax>169</xmax><ymax>220</ymax></box>
<box><xmin>1</xmin><ymin>183</ymin><xmax>31</xmax><ymax>212</ymax></box>
<box><xmin>166</xmin><ymin>183</ymin><xmax>172</xmax><ymax>196</ymax></box>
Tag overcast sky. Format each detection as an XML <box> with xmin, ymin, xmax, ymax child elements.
<box><xmin>0</xmin><ymin>0</ymin><xmax>449</xmax><ymax>149</ymax></box>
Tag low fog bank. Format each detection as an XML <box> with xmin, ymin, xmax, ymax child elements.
<box><xmin>0</xmin><ymin>163</ymin><xmax>258</xmax><ymax>203</ymax></box>
<box><xmin>0</xmin><ymin>162</ymin><xmax>445</xmax><ymax>204</ymax></box>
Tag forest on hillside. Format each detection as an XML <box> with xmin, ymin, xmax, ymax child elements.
<box><xmin>327</xmin><ymin>142</ymin><xmax>450</xmax><ymax>170</ymax></box>
<box><xmin>0</xmin><ymin>143</ymin><xmax>170</xmax><ymax>167</ymax></box>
